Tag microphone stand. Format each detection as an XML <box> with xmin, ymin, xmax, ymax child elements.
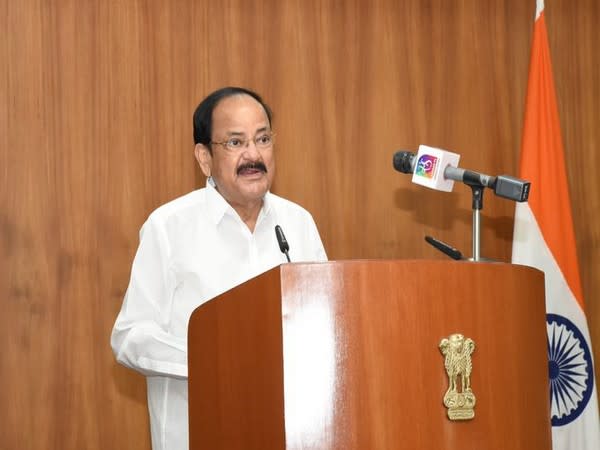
<box><xmin>467</xmin><ymin>183</ymin><xmax>484</xmax><ymax>262</ymax></box>
<box><xmin>424</xmin><ymin>183</ymin><xmax>486</xmax><ymax>262</ymax></box>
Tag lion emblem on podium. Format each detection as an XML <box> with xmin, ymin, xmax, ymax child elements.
<box><xmin>439</xmin><ymin>333</ymin><xmax>476</xmax><ymax>420</ymax></box>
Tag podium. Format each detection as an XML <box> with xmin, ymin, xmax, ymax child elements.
<box><xmin>188</xmin><ymin>260</ymin><xmax>551</xmax><ymax>449</ymax></box>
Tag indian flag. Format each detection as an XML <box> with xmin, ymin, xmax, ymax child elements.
<box><xmin>511</xmin><ymin>1</ymin><xmax>600</xmax><ymax>449</ymax></box>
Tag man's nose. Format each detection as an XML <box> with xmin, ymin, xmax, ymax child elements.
<box><xmin>242</xmin><ymin>139</ymin><xmax>261</xmax><ymax>156</ymax></box>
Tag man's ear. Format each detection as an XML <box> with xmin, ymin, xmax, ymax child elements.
<box><xmin>194</xmin><ymin>144</ymin><xmax>212</xmax><ymax>177</ymax></box>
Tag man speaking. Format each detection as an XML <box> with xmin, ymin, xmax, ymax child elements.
<box><xmin>111</xmin><ymin>87</ymin><xmax>327</xmax><ymax>450</ymax></box>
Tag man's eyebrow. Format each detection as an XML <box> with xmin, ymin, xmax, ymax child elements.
<box><xmin>225</xmin><ymin>126</ymin><xmax>269</xmax><ymax>136</ymax></box>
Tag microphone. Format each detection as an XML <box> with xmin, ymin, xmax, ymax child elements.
<box><xmin>275</xmin><ymin>225</ymin><xmax>291</xmax><ymax>262</ymax></box>
<box><xmin>424</xmin><ymin>235</ymin><xmax>463</xmax><ymax>260</ymax></box>
<box><xmin>393</xmin><ymin>145</ymin><xmax>530</xmax><ymax>202</ymax></box>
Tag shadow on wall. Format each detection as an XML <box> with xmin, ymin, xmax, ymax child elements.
<box><xmin>393</xmin><ymin>186</ymin><xmax>515</xmax><ymax>246</ymax></box>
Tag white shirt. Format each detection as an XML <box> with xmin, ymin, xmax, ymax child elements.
<box><xmin>111</xmin><ymin>182</ymin><xmax>327</xmax><ymax>450</ymax></box>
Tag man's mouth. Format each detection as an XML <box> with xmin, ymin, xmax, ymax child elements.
<box><xmin>237</xmin><ymin>162</ymin><xmax>267</xmax><ymax>176</ymax></box>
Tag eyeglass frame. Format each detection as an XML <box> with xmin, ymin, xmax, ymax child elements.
<box><xmin>210</xmin><ymin>131</ymin><xmax>276</xmax><ymax>152</ymax></box>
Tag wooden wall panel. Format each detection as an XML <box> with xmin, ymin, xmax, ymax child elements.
<box><xmin>1</xmin><ymin>1</ymin><xmax>598</xmax><ymax>449</ymax></box>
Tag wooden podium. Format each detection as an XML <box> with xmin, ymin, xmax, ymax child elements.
<box><xmin>188</xmin><ymin>260</ymin><xmax>551</xmax><ymax>449</ymax></box>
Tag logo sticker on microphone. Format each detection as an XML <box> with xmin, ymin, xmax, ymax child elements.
<box><xmin>416</xmin><ymin>154</ymin><xmax>439</xmax><ymax>179</ymax></box>
<box><xmin>411</xmin><ymin>145</ymin><xmax>460</xmax><ymax>192</ymax></box>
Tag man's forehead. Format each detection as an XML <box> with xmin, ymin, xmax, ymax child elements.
<box><xmin>213</xmin><ymin>95</ymin><xmax>268</xmax><ymax>121</ymax></box>
<box><xmin>212</xmin><ymin>97</ymin><xmax>270</xmax><ymax>137</ymax></box>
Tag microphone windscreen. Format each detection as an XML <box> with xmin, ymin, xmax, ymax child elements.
<box><xmin>393</xmin><ymin>151</ymin><xmax>415</xmax><ymax>174</ymax></box>
<box><xmin>275</xmin><ymin>225</ymin><xmax>289</xmax><ymax>252</ymax></box>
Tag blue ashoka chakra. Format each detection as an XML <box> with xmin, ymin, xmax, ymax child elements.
<box><xmin>547</xmin><ymin>313</ymin><xmax>594</xmax><ymax>426</ymax></box>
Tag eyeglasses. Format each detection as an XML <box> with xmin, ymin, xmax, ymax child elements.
<box><xmin>211</xmin><ymin>132</ymin><xmax>275</xmax><ymax>152</ymax></box>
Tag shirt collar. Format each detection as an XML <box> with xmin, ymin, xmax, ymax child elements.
<box><xmin>204</xmin><ymin>179</ymin><xmax>273</xmax><ymax>226</ymax></box>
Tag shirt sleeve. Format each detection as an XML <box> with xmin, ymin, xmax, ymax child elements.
<box><xmin>111</xmin><ymin>215</ymin><xmax>188</xmax><ymax>379</ymax></box>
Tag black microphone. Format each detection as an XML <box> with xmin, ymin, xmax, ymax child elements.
<box><xmin>393</xmin><ymin>149</ymin><xmax>530</xmax><ymax>202</ymax></box>
<box><xmin>393</xmin><ymin>151</ymin><xmax>415</xmax><ymax>174</ymax></box>
<box><xmin>275</xmin><ymin>225</ymin><xmax>291</xmax><ymax>262</ymax></box>
<box><xmin>424</xmin><ymin>235</ymin><xmax>463</xmax><ymax>260</ymax></box>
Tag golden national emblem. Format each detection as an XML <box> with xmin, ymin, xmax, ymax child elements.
<box><xmin>439</xmin><ymin>333</ymin><xmax>476</xmax><ymax>420</ymax></box>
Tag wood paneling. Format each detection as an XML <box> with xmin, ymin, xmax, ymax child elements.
<box><xmin>1</xmin><ymin>1</ymin><xmax>598</xmax><ymax>449</ymax></box>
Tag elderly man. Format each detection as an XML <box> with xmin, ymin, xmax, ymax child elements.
<box><xmin>111</xmin><ymin>87</ymin><xmax>327</xmax><ymax>450</ymax></box>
